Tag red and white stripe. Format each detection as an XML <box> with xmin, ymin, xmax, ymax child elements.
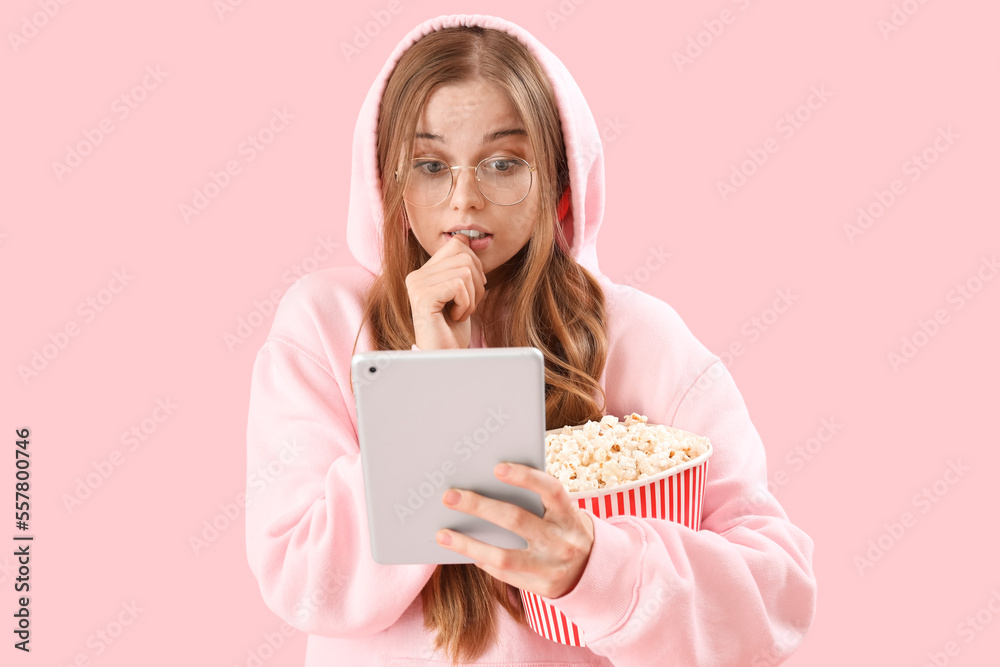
<box><xmin>520</xmin><ymin>457</ymin><xmax>711</xmax><ymax>646</ymax></box>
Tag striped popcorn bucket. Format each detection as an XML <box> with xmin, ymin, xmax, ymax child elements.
<box><xmin>519</xmin><ymin>426</ymin><xmax>713</xmax><ymax>647</ymax></box>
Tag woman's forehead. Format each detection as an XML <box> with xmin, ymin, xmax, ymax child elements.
<box><xmin>416</xmin><ymin>80</ymin><xmax>522</xmax><ymax>135</ymax></box>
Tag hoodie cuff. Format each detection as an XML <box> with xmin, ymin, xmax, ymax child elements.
<box><xmin>538</xmin><ymin>510</ymin><xmax>648</xmax><ymax>641</ymax></box>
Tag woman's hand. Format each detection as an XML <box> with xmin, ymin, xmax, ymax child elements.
<box><xmin>436</xmin><ymin>462</ymin><xmax>595</xmax><ymax>600</ymax></box>
<box><xmin>405</xmin><ymin>233</ymin><xmax>488</xmax><ymax>350</ymax></box>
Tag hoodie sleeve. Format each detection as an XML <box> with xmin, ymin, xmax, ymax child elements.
<box><xmin>245</xmin><ymin>320</ymin><xmax>436</xmax><ymax>636</ymax></box>
<box><xmin>538</xmin><ymin>359</ymin><xmax>817</xmax><ymax>667</ymax></box>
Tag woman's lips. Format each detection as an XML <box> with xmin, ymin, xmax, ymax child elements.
<box><xmin>445</xmin><ymin>232</ymin><xmax>493</xmax><ymax>250</ymax></box>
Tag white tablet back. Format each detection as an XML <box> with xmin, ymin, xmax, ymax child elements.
<box><xmin>351</xmin><ymin>347</ymin><xmax>547</xmax><ymax>564</ymax></box>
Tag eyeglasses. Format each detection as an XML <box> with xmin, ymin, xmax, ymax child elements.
<box><xmin>395</xmin><ymin>156</ymin><xmax>536</xmax><ymax>207</ymax></box>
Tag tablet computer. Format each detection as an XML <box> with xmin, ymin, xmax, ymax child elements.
<box><xmin>351</xmin><ymin>347</ymin><xmax>547</xmax><ymax>565</ymax></box>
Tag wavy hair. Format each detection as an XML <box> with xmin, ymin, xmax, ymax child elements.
<box><xmin>350</xmin><ymin>25</ymin><xmax>608</xmax><ymax>664</ymax></box>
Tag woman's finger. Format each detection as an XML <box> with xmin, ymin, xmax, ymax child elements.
<box><xmin>447</xmin><ymin>276</ymin><xmax>472</xmax><ymax>322</ymax></box>
<box><xmin>447</xmin><ymin>233</ymin><xmax>487</xmax><ymax>283</ymax></box>
<box><xmin>423</xmin><ymin>233</ymin><xmax>485</xmax><ymax>280</ymax></box>
<box><xmin>493</xmin><ymin>462</ymin><xmax>577</xmax><ymax>516</ymax></box>
<box><xmin>446</xmin><ymin>265</ymin><xmax>482</xmax><ymax>323</ymax></box>
<box><xmin>413</xmin><ymin>261</ymin><xmax>484</xmax><ymax>320</ymax></box>
<box><xmin>436</xmin><ymin>527</ymin><xmax>536</xmax><ymax>583</ymax></box>
<box><xmin>438</xmin><ymin>245</ymin><xmax>486</xmax><ymax>311</ymax></box>
<box><xmin>413</xmin><ymin>267</ymin><xmax>471</xmax><ymax>318</ymax></box>
<box><xmin>441</xmin><ymin>487</ymin><xmax>548</xmax><ymax>542</ymax></box>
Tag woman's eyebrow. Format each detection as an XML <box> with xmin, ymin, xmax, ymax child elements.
<box><xmin>482</xmin><ymin>128</ymin><xmax>527</xmax><ymax>143</ymax></box>
<box><xmin>414</xmin><ymin>128</ymin><xmax>527</xmax><ymax>144</ymax></box>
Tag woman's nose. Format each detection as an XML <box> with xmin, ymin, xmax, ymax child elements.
<box><xmin>449</xmin><ymin>166</ymin><xmax>484</xmax><ymax>209</ymax></box>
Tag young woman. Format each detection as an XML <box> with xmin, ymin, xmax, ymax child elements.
<box><xmin>246</xmin><ymin>14</ymin><xmax>817</xmax><ymax>666</ymax></box>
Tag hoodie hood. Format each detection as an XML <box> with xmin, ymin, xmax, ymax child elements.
<box><xmin>345</xmin><ymin>13</ymin><xmax>605</xmax><ymax>278</ymax></box>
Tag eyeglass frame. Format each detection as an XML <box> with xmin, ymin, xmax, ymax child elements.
<box><xmin>394</xmin><ymin>155</ymin><xmax>537</xmax><ymax>207</ymax></box>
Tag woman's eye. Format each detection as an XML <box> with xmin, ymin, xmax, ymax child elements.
<box><xmin>414</xmin><ymin>160</ymin><xmax>447</xmax><ymax>174</ymax></box>
<box><xmin>489</xmin><ymin>159</ymin><xmax>515</xmax><ymax>172</ymax></box>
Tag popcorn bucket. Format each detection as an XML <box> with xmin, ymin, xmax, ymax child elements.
<box><xmin>519</xmin><ymin>425</ymin><xmax>713</xmax><ymax>647</ymax></box>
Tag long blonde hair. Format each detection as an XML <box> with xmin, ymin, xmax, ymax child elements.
<box><xmin>351</xmin><ymin>25</ymin><xmax>609</xmax><ymax>664</ymax></box>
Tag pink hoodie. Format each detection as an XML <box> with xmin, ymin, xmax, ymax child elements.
<box><xmin>245</xmin><ymin>13</ymin><xmax>817</xmax><ymax>667</ymax></box>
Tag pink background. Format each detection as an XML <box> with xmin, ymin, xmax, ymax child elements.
<box><xmin>3</xmin><ymin>1</ymin><xmax>998</xmax><ymax>665</ymax></box>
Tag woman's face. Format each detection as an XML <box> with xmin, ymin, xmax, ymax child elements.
<box><xmin>403</xmin><ymin>78</ymin><xmax>539</xmax><ymax>281</ymax></box>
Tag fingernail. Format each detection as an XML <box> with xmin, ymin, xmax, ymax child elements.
<box><xmin>437</xmin><ymin>531</ymin><xmax>452</xmax><ymax>546</ymax></box>
<box><xmin>443</xmin><ymin>489</ymin><xmax>461</xmax><ymax>505</ymax></box>
<box><xmin>495</xmin><ymin>463</ymin><xmax>511</xmax><ymax>477</ymax></box>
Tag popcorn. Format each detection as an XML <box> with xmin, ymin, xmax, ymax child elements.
<box><xmin>544</xmin><ymin>412</ymin><xmax>711</xmax><ymax>493</ymax></box>
<box><xmin>524</xmin><ymin>413</ymin><xmax>714</xmax><ymax>647</ymax></box>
